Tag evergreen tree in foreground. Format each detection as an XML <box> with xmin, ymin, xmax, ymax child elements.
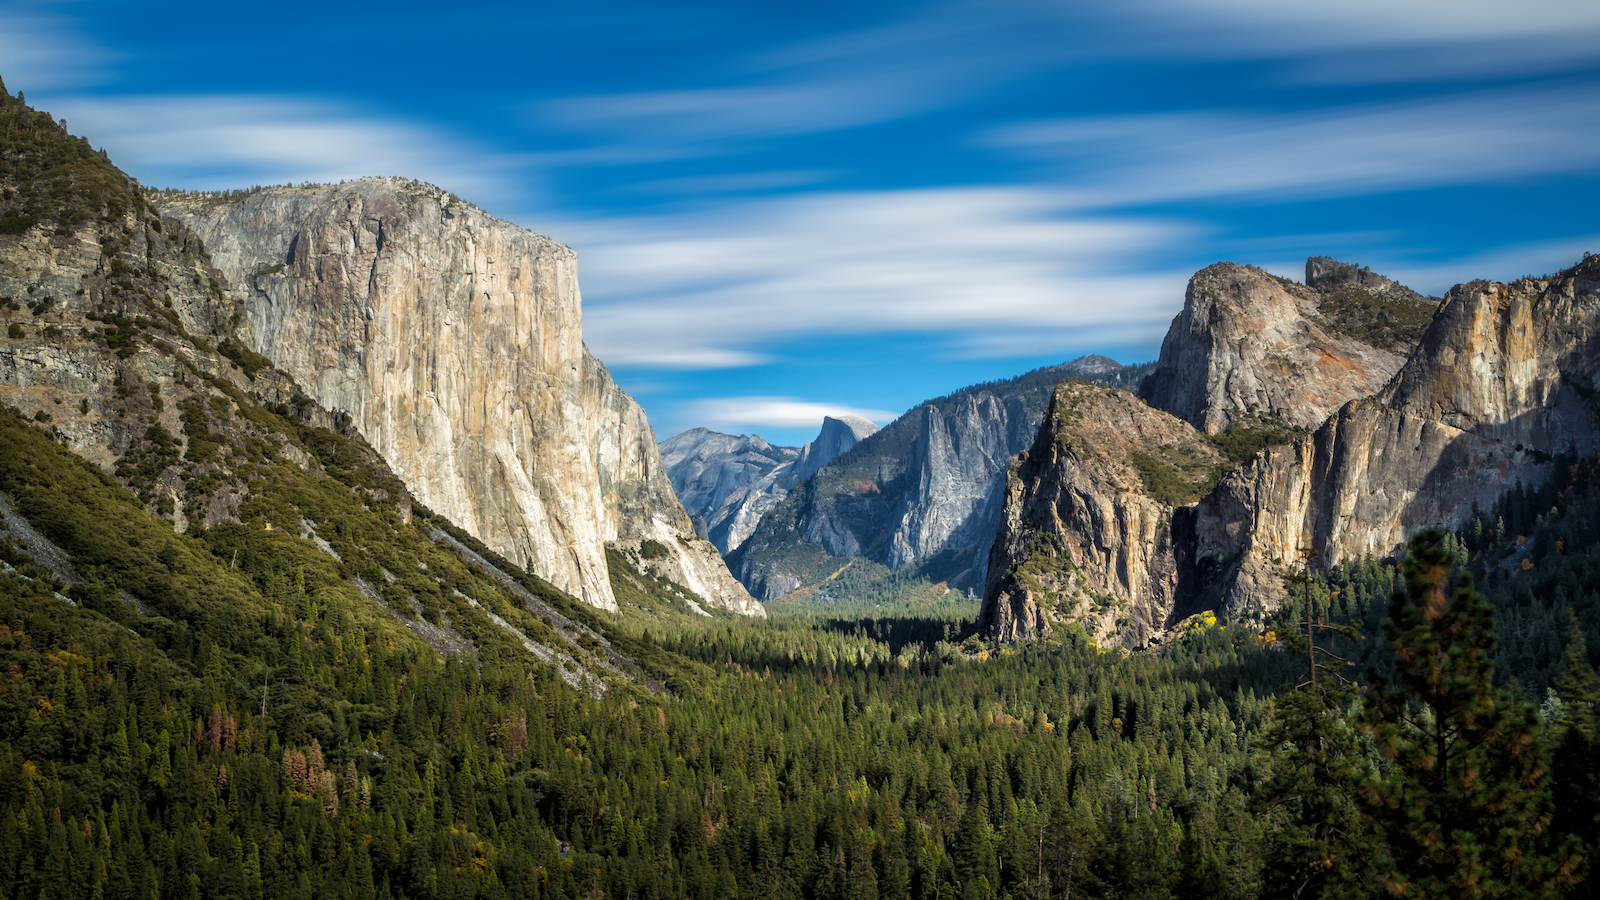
<box><xmin>1258</xmin><ymin>551</ymin><xmax>1371</xmax><ymax>899</ymax></box>
<box><xmin>1547</xmin><ymin>619</ymin><xmax>1600</xmax><ymax>898</ymax></box>
<box><xmin>1359</xmin><ymin>528</ymin><xmax>1579</xmax><ymax>899</ymax></box>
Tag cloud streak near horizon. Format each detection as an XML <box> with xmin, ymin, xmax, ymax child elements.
<box><xmin>681</xmin><ymin>397</ymin><xmax>900</xmax><ymax>433</ymax></box>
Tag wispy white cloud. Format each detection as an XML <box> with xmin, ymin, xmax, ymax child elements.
<box><xmin>1094</xmin><ymin>0</ymin><xmax>1600</xmax><ymax>80</ymax></box>
<box><xmin>993</xmin><ymin>83</ymin><xmax>1600</xmax><ymax>207</ymax></box>
<box><xmin>1143</xmin><ymin>0</ymin><xmax>1600</xmax><ymax>47</ymax></box>
<box><xmin>547</xmin><ymin>84</ymin><xmax>907</xmax><ymax>143</ymax></box>
<box><xmin>564</xmin><ymin>187</ymin><xmax>1191</xmax><ymax>369</ymax></box>
<box><xmin>682</xmin><ymin>396</ymin><xmax>897</xmax><ymax>432</ymax></box>
<box><xmin>0</xmin><ymin>9</ymin><xmax>118</xmax><ymax>92</ymax></box>
<box><xmin>539</xmin><ymin>2</ymin><xmax>1059</xmax><ymax>162</ymax></box>
<box><xmin>39</xmin><ymin>94</ymin><xmax>528</xmax><ymax>202</ymax></box>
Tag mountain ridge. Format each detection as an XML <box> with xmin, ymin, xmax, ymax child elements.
<box><xmin>727</xmin><ymin>355</ymin><xmax>1153</xmax><ymax>600</ymax></box>
<box><xmin>660</xmin><ymin>414</ymin><xmax>880</xmax><ymax>556</ymax></box>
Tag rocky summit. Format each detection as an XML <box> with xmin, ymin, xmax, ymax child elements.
<box><xmin>661</xmin><ymin>414</ymin><xmax>878</xmax><ymax>557</ymax></box>
<box><xmin>155</xmin><ymin>179</ymin><xmax>760</xmax><ymax>616</ymax></box>
<box><xmin>1196</xmin><ymin>255</ymin><xmax>1600</xmax><ymax>618</ymax></box>
<box><xmin>979</xmin><ymin>381</ymin><xmax>1225</xmax><ymax>646</ymax></box>
<box><xmin>791</xmin><ymin>415</ymin><xmax>881</xmax><ymax>483</ymax></box>
<box><xmin>1138</xmin><ymin>259</ymin><xmax>1432</xmax><ymax>434</ymax></box>
<box><xmin>981</xmin><ymin>254</ymin><xmax>1600</xmax><ymax>645</ymax></box>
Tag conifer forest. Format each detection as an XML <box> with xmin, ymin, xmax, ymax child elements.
<box><xmin>3</xmin><ymin>393</ymin><xmax>1599</xmax><ymax>899</ymax></box>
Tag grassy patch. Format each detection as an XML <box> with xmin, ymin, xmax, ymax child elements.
<box><xmin>1315</xmin><ymin>284</ymin><xmax>1437</xmax><ymax>352</ymax></box>
<box><xmin>1127</xmin><ymin>445</ymin><xmax>1225</xmax><ymax>506</ymax></box>
<box><xmin>1202</xmin><ymin>415</ymin><xmax>1302</xmax><ymax>465</ymax></box>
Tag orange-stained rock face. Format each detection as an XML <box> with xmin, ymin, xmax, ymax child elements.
<box><xmin>1139</xmin><ymin>261</ymin><xmax>1415</xmax><ymax>434</ymax></box>
<box><xmin>162</xmin><ymin>179</ymin><xmax>761</xmax><ymax>616</ymax></box>
<box><xmin>1199</xmin><ymin>259</ymin><xmax>1600</xmax><ymax>616</ymax></box>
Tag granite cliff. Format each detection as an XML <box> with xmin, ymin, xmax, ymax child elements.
<box><xmin>158</xmin><ymin>179</ymin><xmax>760</xmax><ymax>616</ymax></box>
<box><xmin>660</xmin><ymin>414</ymin><xmax>878</xmax><ymax>556</ymax></box>
<box><xmin>791</xmin><ymin>415</ymin><xmax>880</xmax><ymax>483</ymax></box>
<box><xmin>1195</xmin><ymin>254</ymin><xmax>1600</xmax><ymax>617</ymax></box>
<box><xmin>1139</xmin><ymin>260</ymin><xmax>1434</xmax><ymax>433</ymax></box>
<box><xmin>660</xmin><ymin>429</ymin><xmax>799</xmax><ymax>551</ymax></box>
<box><xmin>981</xmin><ymin>254</ymin><xmax>1600</xmax><ymax>644</ymax></box>
<box><xmin>728</xmin><ymin>356</ymin><xmax>1152</xmax><ymax>600</ymax></box>
<box><xmin>979</xmin><ymin>381</ymin><xmax>1224</xmax><ymax>647</ymax></box>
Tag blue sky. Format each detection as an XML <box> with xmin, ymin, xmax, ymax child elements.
<box><xmin>5</xmin><ymin>0</ymin><xmax>1599</xmax><ymax>445</ymax></box>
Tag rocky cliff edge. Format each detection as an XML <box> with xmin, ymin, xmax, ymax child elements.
<box><xmin>1196</xmin><ymin>254</ymin><xmax>1600</xmax><ymax>617</ymax></box>
<box><xmin>1138</xmin><ymin>260</ymin><xmax>1430</xmax><ymax>434</ymax></box>
<box><xmin>979</xmin><ymin>381</ymin><xmax>1225</xmax><ymax>647</ymax></box>
<box><xmin>158</xmin><ymin>178</ymin><xmax>761</xmax><ymax>616</ymax></box>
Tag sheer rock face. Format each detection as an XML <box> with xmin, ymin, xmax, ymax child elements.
<box><xmin>1196</xmin><ymin>257</ymin><xmax>1600</xmax><ymax>615</ymax></box>
<box><xmin>884</xmin><ymin>392</ymin><xmax>1027</xmax><ymax>571</ymax></box>
<box><xmin>791</xmin><ymin>415</ymin><xmax>880</xmax><ymax>483</ymax></box>
<box><xmin>980</xmin><ymin>383</ymin><xmax>1223</xmax><ymax>648</ymax></box>
<box><xmin>728</xmin><ymin>356</ymin><xmax>1149</xmax><ymax>601</ymax></box>
<box><xmin>661</xmin><ymin>430</ymin><xmax>799</xmax><ymax>546</ymax></box>
<box><xmin>729</xmin><ymin>386</ymin><xmax>1040</xmax><ymax>600</ymax></box>
<box><xmin>160</xmin><ymin>178</ymin><xmax>760</xmax><ymax>615</ymax></box>
<box><xmin>1138</xmin><ymin>262</ymin><xmax>1409</xmax><ymax>434</ymax></box>
<box><xmin>982</xmin><ymin>255</ymin><xmax>1600</xmax><ymax>645</ymax></box>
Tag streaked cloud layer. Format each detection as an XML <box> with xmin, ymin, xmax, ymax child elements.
<box><xmin>569</xmin><ymin>189</ymin><xmax>1188</xmax><ymax>369</ymax></box>
<box><xmin>2</xmin><ymin>0</ymin><xmax>1596</xmax><ymax>443</ymax></box>
<box><xmin>683</xmin><ymin>397</ymin><xmax>899</xmax><ymax>432</ymax></box>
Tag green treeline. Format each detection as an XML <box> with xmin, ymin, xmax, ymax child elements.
<box><xmin>2</xmin><ymin>387</ymin><xmax>1600</xmax><ymax>899</ymax></box>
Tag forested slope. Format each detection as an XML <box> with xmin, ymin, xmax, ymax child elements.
<box><xmin>6</xmin><ymin>387</ymin><xmax>1599</xmax><ymax>898</ymax></box>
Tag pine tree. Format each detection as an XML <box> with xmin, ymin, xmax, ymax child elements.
<box><xmin>1258</xmin><ymin>553</ymin><xmax>1371</xmax><ymax>899</ymax></box>
<box><xmin>1359</xmin><ymin>528</ymin><xmax>1578</xmax><ymax>899</ymax></box>
<box><xmin>1548</xmin><ymin>618</ymin><xmax>1599</xmax><ymax>898</ymax></box>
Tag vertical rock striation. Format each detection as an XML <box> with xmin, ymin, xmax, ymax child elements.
<box><xmin>659</xmin><ymin>415</ymin><xmax>879</xmax><ymax>557</ymax></box>
<box><xmin>980</xmin><ymin>382</ymin><xmax>1224</xmax><ymax>647</ymax></box>
<box><xmin>160</xmin><ymin>179</ymin><xmax>760</xmax><ymax>615</ymax></box>
<box><xmin>729</xmin><ymin>356</ymin><xmax>1152</xmax><ymax>600</ymax></box>
<box><xmin>1196</xmin><ymin>257</ymin><xmax>1600</xmax><ymax>616</ymax></box>
<box><xmin>659</xmin><ymin>429</ymin><xmax>798</xmax><ymax>551</ymax></box>
<box><xmin>982</xmin><ymin>254</ymin><xmax>1600</xmax><ymax>644</ymax></box>
<box><xmin>791</xmin><ymin>415</ymin><xmax>880</xmax><ymax>483</ymax></box>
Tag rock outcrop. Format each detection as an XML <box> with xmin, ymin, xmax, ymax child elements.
<box><xmin>0</xmin><ymin>119</ymin><xmax>279</xmax><ymax>531</ymax></box>
<box><xmin>729</xmin><ymin>356</ymin><xmax>1152</xmax><ymax>600</ymax></box>
<box><xmin>791</xmin><ymin>415</ymin><xmax>880</xmax><ymax>482</ymax></box>
<box><xmin>1138</xmin><ymin>261</ymin><xmax>1429</xmax><ymax>434</ymax></box>
<box><xmin>660</xmin><ymin>429</ymin><xmax>801</xmax><ymax>553</ymax></box>
<box><xmin>981</xmin><ymin>254</ymin><xmax>1600</xmax><ymax>644</ymax></box>
<box><xmin>1195</xmin><ymin>256</ymin><xmax>1600</xmax><ymax>616</ymax></box>
<box><xmin>979</xmin><ymin>382</ymin><xmax>1225</xmax><ymax>647</ymax></box>
<box><xmin>662</xmin><ymin>415</ymin><xmax>879</xmax><ymax>556</ymax></box>
<box><xmin>0</xmin><ymin>90</ymin><xmax>416</xmax><ymax>544</ymax></box>
<box><xmin>158</xmin><ymin>179</ymin><xmax>760</xmax><ymax>616</ymax></box>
